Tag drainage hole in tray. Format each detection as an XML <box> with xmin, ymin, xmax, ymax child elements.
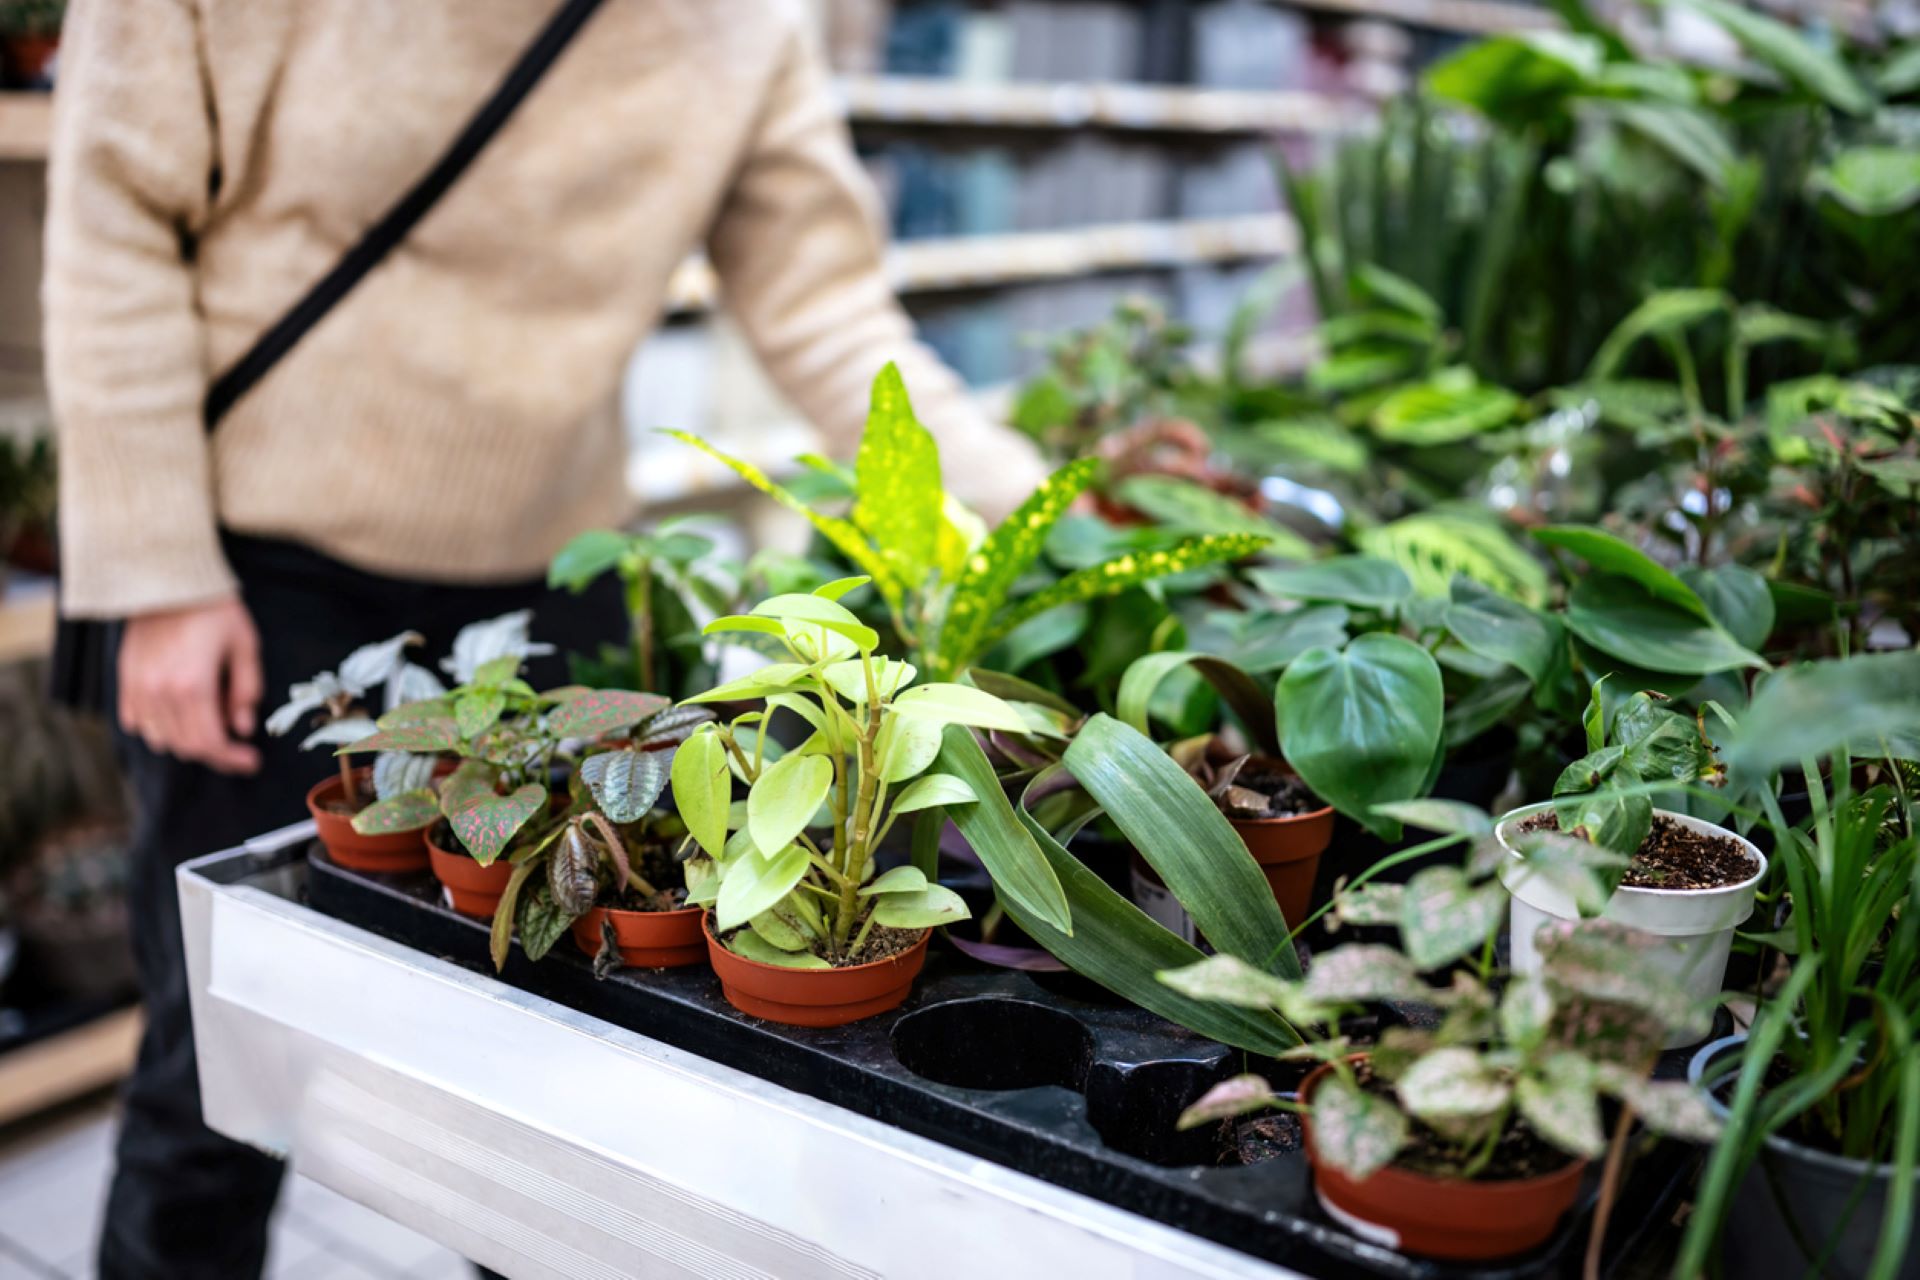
<box><xmin>892</xmin><ymin>997</ymin><xmax>1094</xmax><ymax>1091</ymax></box>
<box><xmin>1087</xmin><ymin>1059</ymin><xmax>1303</xmax><ymax>1169</ymax></box>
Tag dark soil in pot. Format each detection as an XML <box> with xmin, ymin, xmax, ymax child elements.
<box><xmin>1512</xmin><ymin>810</ymin><xmax>1758</xmax><ymax>889</ymax></box>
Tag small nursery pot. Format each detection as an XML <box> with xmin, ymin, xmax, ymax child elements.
<box><xmin>1498</xmin><ymin>803</ymin><xmax>1765</xmax><ymax>1049</ymax></box>
<box><xmin>1690</xmin><ymin>1035</ymin><xmax>1920</xmax><ymax>1280</ymax></box>
<box><xmin>1300</xmin><ymin>1059</ymin><xmax>1587</xmax><ymax>1261</ymax></box>
<box><xmin>1231</xmin><ymin>801</ymin><xmax>1335</xmax><ymax>928</ymax></box>
<box><xmin>703</xmin><ymin>913</ymin><xmax>929</xmax><ymax>1027</ymax></box>
<box><xmin>571</xmin><ymin>904</ymin><xmax>706</xmax><ymax>969</ymax></box>
<box><xmin>426</xmin><ymin>824</ymin><xmax>515</xmax><ymax>919</ymax></box>
<box><xmin>306</xmin><ymin>773</ymin><xmax>430</xmax><ymax>874</ymax></box>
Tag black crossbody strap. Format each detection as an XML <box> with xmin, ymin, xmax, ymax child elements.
<box><xmin>202</xmin><ymin>0</ymin><xmax>608</xmax><ymax>429</ymax></box>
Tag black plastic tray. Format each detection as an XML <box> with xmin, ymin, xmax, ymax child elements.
<box><xmin>305</xmin><ymin>848</ymin><xmax>1704</xmax><ymax>1279</ymax></box>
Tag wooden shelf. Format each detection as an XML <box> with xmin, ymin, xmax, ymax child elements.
<box><xmin>667</xmin><ymin>212</ymin><xmax>1298</xmax><ymax>312</ymax></box>
<box><xmin>0</xmin><ymin>1005</ymin><xmax>142</xmax><ymax>1127</ymax></box>
<box><xmin>1277</xmin><ymin>0</ymin><xmax>1559</xmax><ymax>34</ymax></box>
<box><xmin>0</xmin><ymin>91</ymin><xmax>50</xmax><ymax>162</ymax></box>
<box><xmin>837</xmin><ymin>75</ymin><xmax>1369</xmax><ymax>136</ymax></box>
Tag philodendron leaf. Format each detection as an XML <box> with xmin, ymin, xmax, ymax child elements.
<box><xmin>871</xmin><ymin>884</ymin><xmax>971</xmax><ymax>929</ymax></box>
<box><xmin>1400</xmin><ymin>866</ymin><xmax>1509</xmax><ymax>970</ymax></box>
<box><xmin>580</xmin><ymin>748</ymin><xmax>673</xmax><ymax>824</ymax></box>
<box><xmin>747</xmin><ymin>753</ymin><xmax>832</xmax><ymax>859</ymax></box>
<box><xmin>1680</xmin><ymin>564</ymin><xmax>1775</xmax><ymax>653</ymax></box>
<box><xmin>1064</xmin><ymin>714</ymin><xmax>1300</xmax><ymax>974</ymax></box>
<box><xmin>852</xmin><ymin>363</ymin><xmax>943</xmax><ymax>587</ymax></box>
<box><xmin>447</xmin><ymin>784</ymin><xmax>548</xmax><ymax>866</ymax></box>
<box><xmin>350</xmin><ymin>787</ymin><xmax>440</xmax><ymax>836</ymax></box>
<box><xmin>1251</xmin><ymin>556</ymin><xmax>1414</xmax><ymax>611</ymax></box>
<box><xmin>1444</xmin><ymin>577</ymin><xmax>1561</xmax><ymax>686</ymax></box>
<box><xmin>979</xmin><ymin>533</ymin><xmax>1270</xmax><ymax>653</ymax></box>
<box><xmin>1301</xmin><ymin>944</ymin><xmax>1432</xmax><ymax>1005</ymax></box>
<box><xmin>1396</xmin><ymin>1048</ymin><xmax>1511</xmax><ymax>1125</ymax></box>
<box><xmin>935</xmin><ymin>457</ymin><xmax>1099</xmax><ymax>678</ymax></box>
<box><xmin>715</xmin><ymin>842</ymin><xmax>811</xmax><ymax>931</ymax></box>
<box><xmin>1178</xmin><ymin>1074</ymin><xmax>1278</xmax><ymax>1130</ymax></box>
<box><xmin>548</xmin><ymin>690</ymin><xmax>673</xmax><ymax>740</ymax></box>
<box><xmin>1276</xmin><ymin>634</ymin><xmax>1444</xmax><ymax>839</ymax></box>
<box><xmin>1565</xmin><ymin>574</ymin><xmax>1765</xmax><ymax>675</ymax></box>
<box><xmin>660</xmin><ymin>429</ymin><xmax>902</xmax><ymax>615</ymax></box>
<box><xmin>1516</xmin><ymin>1054</ymin><xmax>1606</xmax><ymax>1159</ymax></box>
<box><xmin>1533</xmin><ymin>525</ymin><xmax>1710</xmax><ymax>619</ymax></box>
<box><xmin>889</xmin><ymin>773</ymin><xmax>975</xmax><ymax>815</ymax></box>
<box><xmin>891</xmin><ymin>683</ymin><xmax>1028</xmax><ymax>733</ymax></box>
<box><xmin>729</xmin><ymin>929</ymin><xmax>831</xmax><ymax>969</ymax></box>
<box><xmin>1310</xmin><ymin>1073</ymin><xmax>1409</xmax><ymax>1181</ymax></box>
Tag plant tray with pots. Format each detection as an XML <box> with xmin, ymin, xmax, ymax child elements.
<box><xmin>307</xmin><ymin>847</ymin><xmax>1710</xmax><ymax>1279</ymax></box>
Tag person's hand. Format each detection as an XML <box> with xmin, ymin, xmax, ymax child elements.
<box><xmin>118</xmin><ymin>597</ymin><xmax>263</xmax><ymax>774</ymax></box>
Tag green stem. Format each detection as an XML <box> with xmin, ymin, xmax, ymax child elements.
<box><xmin>626</xmin><ymin>560</ymin><xmax>656</xmax><ymax>693</ymax></box>
<box><xmin>849</xmin><ymin>905</ymin><xmax>879</xmax><ymax>958</ymax></box>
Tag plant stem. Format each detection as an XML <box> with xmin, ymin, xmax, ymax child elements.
<box><xmin>832</xmin><ymin>656</ymin><xmax>886</xmax><ymax>948</ymax></box>
<box><xmin>1583</xmin><ymin>1103</ymin><xmax>1635</xmax><ymax>1280</ymax></box>
<box><xmin>625</xmin><ymin>560</ymin><xmax>656</xmax><ymax>693</ymax></box>
<box><xmin>850</xmin><ymin>905</ymin><xmax>879</xmax><ymax>958</ymax></box>
<box><xmin>339</xmin><ymin>751</ymin><xmax>360</xmax><ymax>808</ymax></box>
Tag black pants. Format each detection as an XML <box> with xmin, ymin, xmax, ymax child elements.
<box><xmin>100</xmin><ymin>533</ymin><xmax>621</xmax><ymax>1280</ymax></box>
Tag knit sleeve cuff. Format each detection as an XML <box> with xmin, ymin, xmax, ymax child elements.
<box><xmin>56</xmin><ymin>489</ymin><xmax>238</xmax><ymax>620</ymax></box>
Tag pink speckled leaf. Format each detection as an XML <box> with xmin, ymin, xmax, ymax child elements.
<box><xmin>334</xmin><ymin>717</ymin><xmax>460</xmax><ymax>755</ymax></box>
<box><xmin>548</xmin><ymin>690</ymin><xmax>671</xmax><ymax>740</ymax></box>
<box><xmin>448</xmin><ymin>783</ymin><xmax>548</xmax><ymax>866</ymax></box>
<box><xmin>1177</xmin><ymin>1074</ymin><xmax>1277</xmax><ymax>1130</ymax></box>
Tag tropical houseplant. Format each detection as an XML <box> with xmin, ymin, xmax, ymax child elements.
<box><xmin>1162</xmin><ymin>801</ymin><xmax>1718</xmax><ymax>1262</ymax></box>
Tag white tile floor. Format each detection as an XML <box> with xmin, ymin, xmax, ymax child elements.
<box><xmin>0</xmin><ymin>1095</ymin><xmax>467</xmax><ymax>1279</ymax></box>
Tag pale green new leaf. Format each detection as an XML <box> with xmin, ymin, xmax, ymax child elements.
<box><xmin>716</xmin><ymin>842</ymin><xmax>811</xmax><ymax>931</ymax></box>
<box><xmin>728</xmin><ymin>928</ymin><xmax>830</xmax><ymax>969</ymax></box>
<box><xmin>892</xmin><ymin>683</ymin><xmax>1029</xmax><ymax>733</ymax></box>
<box><xmin>889</xmin><ymin>773</ymin><xmax>976</xmax><ymax>815</ymax></box>
<box><xmin>871</xmin><ymin>884</ymin><xmax>971</xmax><ymax>929</ymax></box>
<box><xmin>671</xmin><ymin>727</ymin><xmax>733</xmax><ymax>860</ymax></box>
<box><xmin>747</xmin><ymin>753</ymin><xmax>832</xmax><ymax>858</ymax></box>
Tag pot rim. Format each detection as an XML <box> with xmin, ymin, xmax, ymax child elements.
<box><xmin>1496</xmin><ymin>801</ymin><xmax>1767</xmax><ymax>900</ymax></box>
<box><xmin>586</xmin><ymin>900</ymin><xmax>703</xmax><ymax>922</ymax></box>
<box><xmin>1300</xmin><ymin>1055</ymin><xmax>1589</xmax><ymax>1194</ymax></box>
<box><xmin>1689</xmin><ymin>1034</ymin><xmax>1907</xmax><ymax>1183</ymax></box>
<box><xmin>701</xmin><ymin>910</ymin><xmax>928</xmax><ymax>976</ymax></box>
<box><xmin>1223</xmin><ymin>756</ymin><xmax>1334</xmax><ymax>826</ymax></box>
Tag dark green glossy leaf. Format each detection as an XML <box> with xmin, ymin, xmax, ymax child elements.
<box><xmin>1250</xmin><ymin>556</ymin><xmax>1413</xmax><ymax>611</ymax></box>
<box><xmin>580</xmin><ymin>747</ymin><xmax>673</xmax><ymax>824</ymax></box>
<box><xmin>1566</xmin><ymin>574</ymin><xmax>1764</xmax><ymax>675</ymax></box>
<box><xmin>1534</xmin><ymin>525</ymin><xmax>1710</xmax><ymax>619</ymax></box>
<box><xmin>1680</xmin><ymin>564</ymin><xmax>1776</xmax><ymax>653</ymax></box>
<box><xmin>932</xmin><ymin>727</ymin><xmax>1072</xmax><ymax>934</ymax></box>
<box><xmin>1445</xmin><ymin>576</ymin><xmax>1561</xmax><ymax>685</ymax></box>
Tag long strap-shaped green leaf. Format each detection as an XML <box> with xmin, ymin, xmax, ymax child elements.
<box><xmin>1116</xmin><ymin>651</ymin><xmax>1280</xmax><ymax>757</ymax></box>
<box><xmin>932</xmin><ymin>726</ymin><xmax>1072</xmax><ymax>934</ymax></box>
<box><xmin>1063</xmin><ymin>714</ymin><xmax>1302</xmax><ymax>978</ymax></box>
<box><xmin>659</xmin><ymin>429</ymin><xmax>902</xmax><ymax>616</ymax></box>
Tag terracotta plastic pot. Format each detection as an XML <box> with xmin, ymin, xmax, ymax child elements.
<box><xmin>307</xmin><ymin>773</ymin><xmax>430</xmax><ymax>874</ymax></box>
<box><xmin>703</xmin><ymin>913</ymin><xmax>929</xmax><ymax>1027</ymax></box>
<box><xmin>1300</xmin><ymin>1059</ymin><xmax>1587</xmax><ymax>1260</ymax></box>
<box><xmin>1498</xmin><ymin>803</ymin><xmax>1766</xmax><ymax>1048</ymax></box>
<box><xmin>426</xmin><ymin>824</ymin><xmax>515</xmax><ymax>919</ymax></box>
<box><xmin>1232</xmin><ymin>802</ymin><xmax>1335</xmax><ymax>928</ymax></box>
<box><xmin>572</xmin><ymin>904</ymin><xmax>705</xmax><ymax>969</ymax></box>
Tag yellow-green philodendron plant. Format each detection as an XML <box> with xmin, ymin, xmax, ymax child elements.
<box><xmin>669</xmin><ymin>579</ymin><xmax>1069</xmax><ymax>967</ymax></box>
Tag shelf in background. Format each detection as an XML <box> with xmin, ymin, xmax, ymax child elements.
<box><xmin>838</xmin><ymin>75</ymin><xmax>1370</xmax><ymax>135</ymax></box>
<box><xmin>0</xmin><ymin>585</ymin><xmax>54</xmax><ymax>665</ymax></box>
<box><xmin>1277</xmin><ymin>0</ymin><xmax>1559</xmax><ymax>34</ymax></box>
<box><xmin>667</xmin><ymin>212</ymin><xmax>1298</xmax><ymax>312</ymax></box>
<box><xmin>0</xmin><ymin>1005</ymin><xmax>141</xmax><ymax>1128</ymax></box>
<box><xmin>0</xmin><ymin>91</ymin><xmax>49</xmax><ymax>162</ymax></box>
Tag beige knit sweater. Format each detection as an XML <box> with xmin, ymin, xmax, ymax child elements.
<box><xmin>45</xmin><ymin>0</ymin><xmax>1045</xmax><ymax>619</ymax></box>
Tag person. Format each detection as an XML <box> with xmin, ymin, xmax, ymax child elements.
<box><xmin>43</xmin><ymin>2</ymin><xmax>1047</xmax><ymax>1276</ymax></box>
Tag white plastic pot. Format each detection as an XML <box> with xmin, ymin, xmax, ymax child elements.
<box><xmin>1497</xmin><ymin>803</ymin><xmax>1766</xmax><ymax>1049</ymax></box>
